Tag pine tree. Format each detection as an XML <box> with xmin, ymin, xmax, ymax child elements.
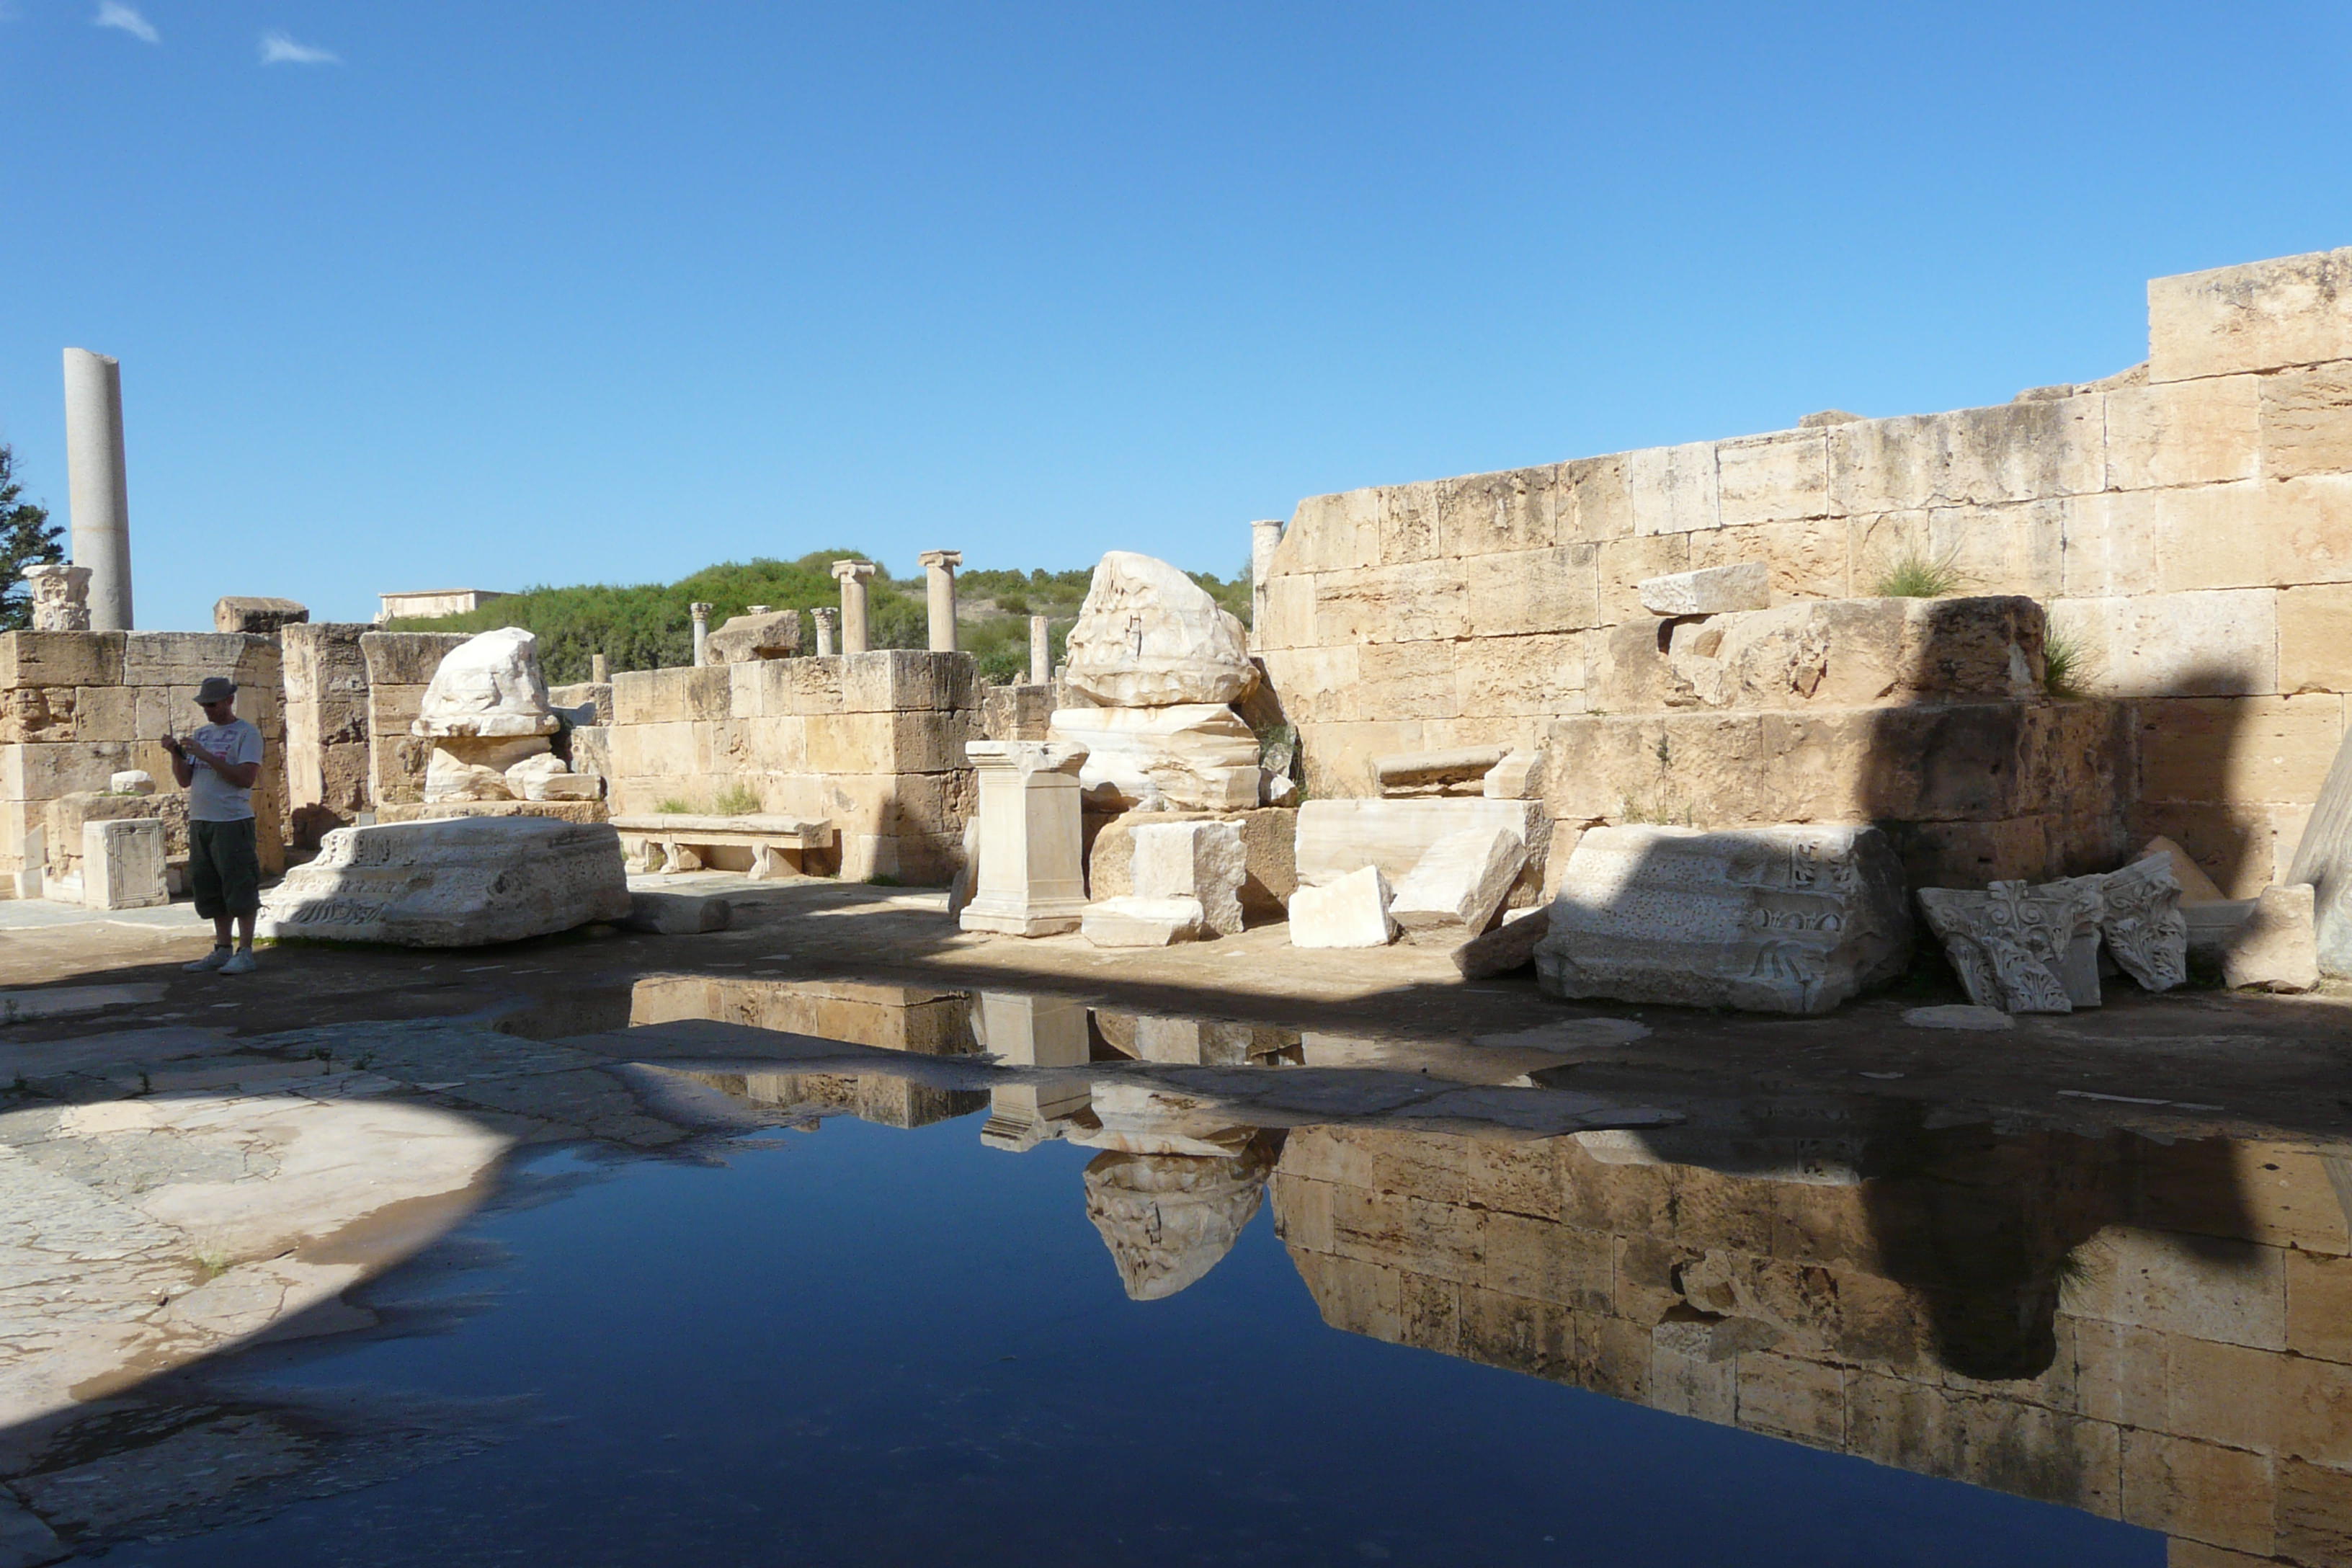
<box><xmin>0</xmin><ymin>445</ymin><xmax>63</xmax><ymax>632</ymax></box>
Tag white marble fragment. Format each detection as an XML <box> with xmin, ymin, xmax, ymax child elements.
<box><xmin>2224</xmin><ymin>883</ymin><xmax>2320</xmax><ymax>992</ymax></box>
<box><xmin>1389</xmin><ymin>825</ymin><xmax>1527</xmax><ymax>935</ymax></box>
<box><xmin>1288</xmin><ymin>865</ymin><xmax>1398</xmax><ymax>948</ymax></box>
<box><xmin>1046</xmin><ymin>705</ymin><xmax>1261</xmax><ymax>811</ymax></box>
<box><xmin>1082</xmin><ymin>895</ymin><xmax>1206</xmax><ymax>948</ymax></box>
<box><xmin>1063</xmin><ymin>551</ymin><xmax>1256</xmax><ymax>707</ymax></box>
<box><xmin>108</xmin><ymin>770</ymin><xmax>155</xmax><ymax>796</ymax></box>
<box><xmin>1294</xmin><ymin>797</ymin><xmax>1544</xmax><ymax>888</ymax></box>
<box><xmin>412</xmin><ymin>627</ymin><xmax>559</xmax><ymax>738</ymax></box>
<box><xmin>1128</xmin><ymin>820</ymin><xmax>1245</xmax><ymax>936</ymax></box>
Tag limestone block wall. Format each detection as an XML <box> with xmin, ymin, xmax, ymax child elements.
<box><xmin>1273</xmin><ymin>1123</ymin><xmax>2352</xmax><ymax>1567</ymax></box>
<box><xmin>360</xmin><ymin>631</ymin><xmax>470</xmax><ymax>810</ymax></box>
<box><xmin>281</xmin><ymin>622</ymin><xmax>373</xmax><ymax>843</ymax></box>
<box><xmin>0</xmin><ymin>630</ymin><xmax>288</xmax><ymax>891</ymax></box>
<box><xmin>1257</xmin><ymin>246</ymin><xmax>2352</xmax><ymax>896</ymax></box>
<box><xmin>605</xmin><ymin>651</ymin><xmax>981</xmax><ymax>883</ymax></box>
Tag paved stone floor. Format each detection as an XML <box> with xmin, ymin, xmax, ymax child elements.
<box><xmin>0</xmin><ymin>876</ymin><xmax>2347</xmax><ymax>1562</ymax></box>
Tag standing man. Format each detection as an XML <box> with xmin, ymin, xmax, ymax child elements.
<box><xmin>164</xmin><ymin>675</ymin><xmax>264</xmax><ymax>975</ymax></box>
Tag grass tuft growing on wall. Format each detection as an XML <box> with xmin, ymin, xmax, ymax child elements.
<box><xmin>1871</xmin><ymin>546</ymin><xmax>1967</xmax><ymax>598</ymax></box>
<box><xmin>2043</xmin><ymin>624</ymin><xmax>2094</xmax><ymax>699</ymax></box>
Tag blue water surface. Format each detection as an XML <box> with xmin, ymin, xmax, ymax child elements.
<box><xmin>102</xmin><ymin>1114</ymin><xmax>2161</xmax><ymax>1568</ymax></box>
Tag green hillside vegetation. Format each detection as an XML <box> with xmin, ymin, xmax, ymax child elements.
<box><xmin>389</xmin><ymin>553</ymin><xmax>1254</xmax><ymax>686</ymax></box>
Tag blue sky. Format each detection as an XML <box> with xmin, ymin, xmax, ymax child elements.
<box><xmin>3</xmin><ymin>2</ymin><xmax>2348</xmax><ymax>631</ymax></box>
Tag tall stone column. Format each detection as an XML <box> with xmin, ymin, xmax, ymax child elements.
<box><xmin>1248</xmin><ymin>519</ymin><xmax>1283</xmax><ymax>651</ymax></box>
<box><xmin>830</xmin><ymin>561</ymin><xmax>875</xmax><ymax>654</ymax></box>
<box><xmin>958</xmin><ymin>741</ymin><xmax>1089</xmax><ymax>937</ymax></box>
<box><xmin>63</xmin><ymin>348</ymin><xmax>133</xmax><ymax>631</ymax></box>
<box><xmin>811</xmin><ymin>606</ymin><xmax>838</xmax><ymax>656</ymax></box>
<box><xmin>1029</xmin><ymin>615</ymin><xmax>1050</xmax><ymax>685</ymax></box>
<box><xmin>918</xmin><ymin>550</ymin><xmax>963</xmax><ymax>653</ymax></box>
<box><xmin>590</xmin><ymin>653</ymin><xmax>609</xmax><ymax>682</ymax></box>
<box><xmin>690</xmin><ymin>602</ymin><xmax>712</xmax><ymax>667</ymax></box>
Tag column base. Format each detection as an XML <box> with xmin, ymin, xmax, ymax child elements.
<box><xmin>959</xmin><ymin>895</ymin><xmax>1088</xmax><ymax>937</ymax></box>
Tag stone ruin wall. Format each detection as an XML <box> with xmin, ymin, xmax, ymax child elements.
<box><xmin>602</xmin><ymin>651</ymin><xmax>982</xmax><ymax>883</ymax></box>
<box><xmin>280</xmin><ymin>622</ymin><xmax>374</xmax><ymax>845</ymax></box>
<box><xmin>1257</xmin><ymin>246</ymin><xmax>2352</xmax><ymax>898</ymax></box>
<box><xmin>1273</xmin><ymin>1123</ymin><xmax>2352</xmax><ymax>1567</ymax></box>
<box><xmin>0</xmin><ymin>630</ymin><xmax>290</xmax><ymax>891</ymax></box>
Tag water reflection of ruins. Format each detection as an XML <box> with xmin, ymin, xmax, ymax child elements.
<box><xmin>631</xmin><ymin>977</ymin><xmax>2352</xmax><ymax>1566</ymax></box>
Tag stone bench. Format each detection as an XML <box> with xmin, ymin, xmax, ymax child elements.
<box><xmin>610</xmin><ymin>814</ymin><xmax>834</xmax><ymax>878</ymax></box>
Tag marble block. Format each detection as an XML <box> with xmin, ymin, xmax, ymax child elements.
<box><xmin>958</xmin><ymin>741</ymin><xmax>1090</xmax><ymax>937</ymax></box>
<box><xmin>1064</xmin><ymin>551</ymin><xmax>1256</xmax><ymax>706</ymax></box>
<box><xmin>2224</xmin><ymin>883</ymin><xmax>2320</xmax><ymax>992</ymax></box>
<box><xmin>1129</xmin><ymin>820</ymin><xmax>1244</xmax><ymax>936</ymax></box>
<box><xmin>109</xmin><ymin>770</ymin><xmax>154</xmax><ymax>796</ymax></box>
<box><xmin>256</xmin><ymin>817</ymin><xmax>631</xmax><ymax>946</ymax></box>
<box><xmin>1082</xmin><ymin>895</ymin><xmax>1205</xmax><ymax>948</ymax></box>
<box><xmin>1536</xmin><ymin>824</ymin><xmax>1912</xmax><ymax>1015</ymax></box>
<box><xmin>1046</xmin><ymin>705</ymin><xmax>1262</xmax><ymax>811</ymax></box>
<box><xmin>413</xmin><ymin>627</ymin><xmax>559</xmax><ymax>739</ymax></box>
<box><xmin>1374</xmin><ymin>747</ymin><xmax>1505</xmax><ymax>797</ymax></box>
<box><xmin>1389</xmin><ymin>824</ymin><xmax>1527</xmax><ymax>935</ymax></box>
<box><xmin>81</xmin><ymin>818</ymin><xmax>166</xmax><ymax>910</ymax></box>
<box><xmin>1482</xmin><ymin>749</ymin><xmax>1546</xmax><ymax>800</ymax></box>
<box><xmin>703</xmin><ymin>610</ymin><xmax>803</xmax><ymax>664</ymax></box>
<box><xmin>1288</xmin><ymin>865</ymin><xmax>1398</xmax><ymax>948</ymax></box>
<box><xmin>1638</xmin><ymin>562</ymin><xmax>1770</xmax><ymax>616</ymax></box>
<box><xmin>1294</xmin><ymin>798</ymin><xmax>1544</xmax><ymax>888</ymax></box>
<box><xmin>1452</xmin><ymin>906</ymin><xmax>1550</xmax><ymax>978</ymax></box>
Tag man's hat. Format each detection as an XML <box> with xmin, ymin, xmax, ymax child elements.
<box><xmin>193</xmin><ymin>677</ymin><xmax>237</xmax><ymax>705</ymax></box>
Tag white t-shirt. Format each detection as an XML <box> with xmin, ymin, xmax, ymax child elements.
<box><xmin>187</xmin><ymin>719</ymin><xmax>263</xmax><ymax>822</ymax></box>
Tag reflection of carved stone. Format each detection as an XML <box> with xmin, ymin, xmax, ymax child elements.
<box><xmin>1920</xmin><ymin>856</ymin><xmax>2184</xmax><ymax>1013</ymax></box>
<box><xmin>1536</xmin><ymin>824</ymin><xmax>1912</xmax><ymax>1015</ymax></box>
<box><xmin>1083</xmin><ymin>1131</ymin><xmax>1281</xmax><ymax>1301</ymax></box>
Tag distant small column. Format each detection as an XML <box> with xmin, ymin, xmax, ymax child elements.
<box><xmin>958</xmin><ymin>741</ymin><xmax>1090</xmax><ymax>937</ymax></box>
<box><xmin>63</xmin><ymin>348</ymin><xmax>133</xmax><ymax>631</ymax></box>
<box><xmin>918</xmin><ymin>550</ymin><xmax>963</xmax><ymax>653</ymax></box>
<box><xmin>830</xmin><ymin>561</ymin><xmax>876</xmax><ymax>654</ymax></box>
<box><xmin>811</xmin><ymin>605</ymin><xmax>838</xmax><ymax>656</ymax></box>
<box><xmin>1249</xmin><ymin>518</ymin><xmax>1283</xmax><ymax>651</ymax></box>
<box><xmin>1028</xmin><ymin>615</ymin><xmax>1050</xmax><ymax>685</ymax></box>
<box><xmin>690</xmin><ymin>602</ymin><xmax>713</xmax><ymax>667</ymax></box>
<box><xmin>590</xmin><ymin>653</ymin><xmax>609</xmax><ymax>682</ymax></box>
<box><xmin>747</xmin><ymin>604</ymin><xmax>771</xmax><ymax>615</ymax></box>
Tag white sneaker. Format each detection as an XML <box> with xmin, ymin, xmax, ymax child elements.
<box><xmin>220</xmin><ymin>950</ymin><xmax>258</xmax><ymax>976</ymax></box>
<box><xmin>184</xmin><ymin>947</ymin><xmax>231</xmax><ymax>973</ymax></box>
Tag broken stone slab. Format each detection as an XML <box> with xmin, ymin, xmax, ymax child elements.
<box><xmin>1295</xmin><ymin>797</ymin><xmax>1545</xmax><ymax>890</ymax></box>
<box><xmin>1081</xmin><ymin>895</ymin><xmax>1205</xmax><ymax>948</ymax></box>
<box><xmin>1482</xmin><ymin>748</ymin><xmax>1545</xmax><ymax>800</ymax></box>
<box><xmin>411</xmin><ymin>627</ymin><xmax>560</xmax><ymax>739</ymax></box>
<box><xmin>0</xmin><ymin>981</ymin><xmax>168</xmax><ymax>1024</ymax></box>
<box><xmin>424</xmin><ymin>734</ymin><xmax>553</xmax><ymax>803</ymax></box>
<box><xmin>1902</xmin><ymin>1004</ymin><xmax>2016</xmax><ymax>1031</ymax></box>
<box><xmin>2224</xmin><ymin>883</ymin><xmax>2320</xmax><ymax>992</ymax></box>
<box><xmin>1373</xmin><ymin>746</ymin><xmax>1505</xmax><ymax>797</ymax></box>
<box><xmin>503</xmin><ymin>752</ymin><xmax>574</xmax><ymax>801</ymax></box>
<box><xmin>256</xmin><ymin>817</ymin><xmax>632</xmax><ymax>947</ymax></box>
<box><xmin>1638</xmin><ymin>562</ymin><xmax>1770</xmax><ymax>616</ymax></box>
<box><xmin>1536</xmin><ymin>824</ymin><xmax>1912</xmax><ymax>1015</ymax></box>
<box><xmin>1063</xmin><ymin>551</ymin><xmax>1257</xmax><ymax>707</ymax></box>
<box><xmin>2185</xmin><ymin>897</ymin><xmax>2258</xmax><ymax>962</ymax></box>
<box><xmin>108</xmin><ymin>769</ymin><xmax>154</xmax><ymax>796</ymax></box>
<box><xmin>1389</xmin><ymin>824</ymin><xmax>1527</xmax><ymax>935</ymax></box>
<box><xmin>1288</xmin><ymin>865</ymin><xmax>1398</xmax><ymax>948</ymax></box>
<box><xmin>1046</xmin><ymin>704</ymin><xmax>1262</xmax><ymax>811</ymax></box>
<box><xmin>621</xmin><ymin>890</ymin><xmax>734</xmax><ymax>935</ymax></box>
<box><xmin>1128</xmin><ymin>819</ymin><xmax>1244</xmax><ymax>936</ymax></box>
<box><xmin>1451</xmin><ymin>905</ymin><xmax>1549</xmax><ymax>978</ymax></box>
<box><xmin>2287</xmin><ymin>721</ymin><xmax>2352</xmax><ymax>976</ymax></box>
<box><xmin>82</xmin><ymin>817</ymin><xmax>167</xmax><ymax>910</ymax></box>
<box><xmin>703</xmin><ymin>609</ymin><xmax>804</xmax><ymax>664</ymax></box>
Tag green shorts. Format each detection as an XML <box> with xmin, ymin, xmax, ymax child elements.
<box><xmin>189</xmin><ymin>818</ymin><xmax>261</xmax><ymax>920</ymax></box>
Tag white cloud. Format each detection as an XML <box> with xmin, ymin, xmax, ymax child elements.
<box><xmin>259</xmin><ymin>28</ymin><xmax>338</xmax><ymax>65</ymax></box>
<box><xmin>94</xmin><ymin>1</ymin><xmax>158</xmax><ymax>43</ymax></box>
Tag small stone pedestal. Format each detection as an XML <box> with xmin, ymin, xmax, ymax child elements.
<box><xmin>82</xmin><ymin>818</ymin><xmax>167</xmax><ymax>910</ymax></box>
<box><xmin>958</xmin><ymin>741</ymin><xmax>1089</xmax><ymax>937</ymax></box>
